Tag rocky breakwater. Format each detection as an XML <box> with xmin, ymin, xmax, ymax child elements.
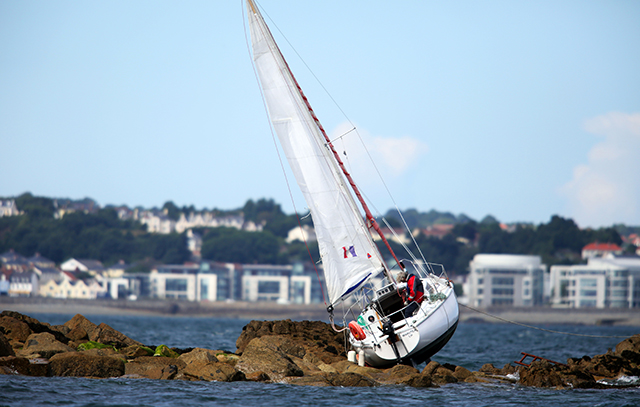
<box><xmin>1</xmin><ymin>310</ymin><xmax>639</xmax><ymax>389</ymax></box>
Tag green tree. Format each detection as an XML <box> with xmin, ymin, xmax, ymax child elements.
<box><xmin>162</xmin><ymin>201</ymin><xmax>181</xmax><ymax>221</ymax></box>
<box><xmin>201</xmin><ymin>227</ymin><xmax>282</xmax><ymax>264</ymax></box>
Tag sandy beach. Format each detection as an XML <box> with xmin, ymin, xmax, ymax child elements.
<box><xmin>2</xmin><ymin>297</ymin><xmax>639</xmax><ymax>326</ymax></box>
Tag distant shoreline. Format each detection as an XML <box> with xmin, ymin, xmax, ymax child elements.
<box><xmin>2</xmin><ymin>297</ymin><xmax>639</xmax><ymax>326</ymax></box>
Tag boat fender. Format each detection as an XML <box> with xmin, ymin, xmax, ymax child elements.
<box><xmin>348</xmin><ymin>320</ymin><xmax>366</xmax><ymax>340</ymax></box>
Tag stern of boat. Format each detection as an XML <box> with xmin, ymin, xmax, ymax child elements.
<box><xmin>348</xmin><ymin>276</ymin><xmax>459</xmax><ymax>367</ymax></box>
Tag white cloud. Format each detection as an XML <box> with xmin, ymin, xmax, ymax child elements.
<box><xmin>560</xmin><ymin>112</ymin><xmax>640</xmax><ymax>227</ymax></box>
<box><xmin>328</xmin><ymin>122</ymin><xmax>428</xmax><ymax>182</ymax></box>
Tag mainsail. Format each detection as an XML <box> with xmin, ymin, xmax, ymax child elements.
<box><xmin>246</xmin><ymin>0</ymin><xmax>384</xmax><ymax>305</ymax></box>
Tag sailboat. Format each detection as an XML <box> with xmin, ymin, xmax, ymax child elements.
<box><xmin>245</xmin><ymin>0</ymin><xmax>459</xmax><ymax>368</ymax></box>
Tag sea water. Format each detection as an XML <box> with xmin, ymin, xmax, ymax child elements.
<box><xmin>1</xmin><ymin>313</ymin><xmax>639</xmax><ymax>407</ymax></box>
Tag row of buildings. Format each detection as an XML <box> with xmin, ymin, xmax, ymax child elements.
<box><xmin>0</xmin><ymin>250</ymin><xmax>324</xmax><ymax>305</ymax></box>
<box><xmin>3</xmin><ymin>243</ymin><xmax>640</xmax><ymax>309</ymax></box>
<box><xmin>464</xmin><ymin>244</ymin><xmax>640</xmax><ymax>309</ymax></box>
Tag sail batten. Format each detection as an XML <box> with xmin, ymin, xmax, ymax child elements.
<box><xmin>247</xmin><ymin>0</ymin><xmax>383</xmax><ymax>305</ymax></box>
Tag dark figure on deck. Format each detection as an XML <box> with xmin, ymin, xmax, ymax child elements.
<box><xmin>397</xmin><ymin>270</ymin><xmax>424</xmax><ymax>318</ymax></box>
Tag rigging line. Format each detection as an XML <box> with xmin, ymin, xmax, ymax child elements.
<box><xmin>394</xmin><ymin>205</ymin><xmax>435</xmax><ymax>275</ymax></box>
<box><xmin>459</xmin><ymin>303</ymin><xmax>630</xmax><ymax>339</ymax></box>
<box><xmin>380</xmin><ymin>217</ymin><xmax>420</xmax><ymax>266</ymax></box>
<box><xmin>244</xmin><ymin>1</ymin><xmax>328</xmax><ymax>307</ymax></box>
<box><xmin>343</xmin><ymin>163</ymin><xmax>410</xmax><ymax>261</ymax></box>
<box><xmin>358</xmin><ymin>186</ymin><xmax>419</xmax><ymax>274</ymax></box>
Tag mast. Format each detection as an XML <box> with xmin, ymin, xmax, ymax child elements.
<box><xmin>247</xmin><ymin>0</ymin><xmax>404</xmax><ymax>276</ymax></box>
<box><xmin>247</xmin><ymin>0</ymin><xmax>402</xmax><ymax>305</ymax></box>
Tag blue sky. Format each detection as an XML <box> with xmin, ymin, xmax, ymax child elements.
<box><xmin>1</xmin><ymin>1</ymin><xmax>639</xmax><ymax>228</ymax></box>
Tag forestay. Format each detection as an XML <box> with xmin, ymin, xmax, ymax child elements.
<box><xmin>246</xmin><ymin>0</ymin><xmax>384</xmax><ymax>305</ymax></box>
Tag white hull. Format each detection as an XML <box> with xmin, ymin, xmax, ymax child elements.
<box><xmin>349</xmin><ymin>277</ymin><xmax>459</xmax><ymax>367</ymax></box>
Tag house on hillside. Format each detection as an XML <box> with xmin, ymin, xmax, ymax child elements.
<box><xmin>139</xmin><ymin>211</ymin><xmax>175</xmax><ymax>234</ymax></box>
<box><xmin>28</xmin><ymin>253</ymin><xmax>55</xmax><ymax>269</ymax></box>
<box><xmin>371</xmin><ymin>227</ymin><xmax>410</xmax><ymax>245</ymax></box>
<box><xmin>104</xmin><ymin>260</ymin><xmax>130</xmax><ymax>278</ymax></box>
<box><xmin>186</xmin><ymin>229</ymin><xmax>202</xmax><ymax>258</ymax></box>
<box><xmin>413</xmin><ymin>224</ymin><xmax>454</xmax><ymax>240</ymax></box>
<box><xmin>0</xmin><ymin>200</ymin><xmax>21</xmax><ymax>217</ymax></box>
<box><xmin>285</xmin><ymin>225</ymin><xmax>317</xmax><ymax>244</ymax></box>
<box><xmin>582</xmin><ymin>243</ymin><xmax>623</xmax><ymax>260</ymax></box>
<box><xmin>32</xmin><ymin>266</ymin><xmax>65</xmax><ymax>286</ymax></box>
<box><xmin>1</xmin><ymin>257</ymin><xmax>29</xmax><ymax>273</ymax></box>
<box><xmin>0</xmin><ymin>250</ymin><xmax>29</xmax><ymax>272</ymax></box>
<box><xmin>53</xmin><ymin>199</ymin><xmax>99</xmax><ymax>219</ymax></box>
<box><xmin>60</xmin><ymin>258</ymin><xmax>105</xmax><ymax>275</ymax></box>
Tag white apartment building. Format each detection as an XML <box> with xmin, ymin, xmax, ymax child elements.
<box><xmin>550</xmin><ymin>254</ymin><xmax>640</xmax><ymax>308</ymax></box>
<box><xmin>240</xmin><ymin>264</ymin><xmax>313</xmax><ymax>304</ymax></box>
<box><xmin>467</xmin><ymin>254</ymin><xmax>547</xmax><ymax>307</ymax></box>
<box><xmin>149</xmin><ymin>263</ymin><xmax>316</xmax><ymax>304</ymax></box>
<box><xmin>150</xmin><ymin>265</ymin><xmax>218</xmax><ymax>301</ymax></box>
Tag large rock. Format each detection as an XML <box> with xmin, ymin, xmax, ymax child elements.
<box><xmin>431</xmin><ymin>365</ymin><xmax>459</xmax><ymax>384</ymax></box>
<box><xmin>49</xmin><ymin>352</ymin><xmax>125</xmax><ymax>378</ymax></box>
<box><xmin>377</xmin><ymin>364</ymin><xmax>427</xmax><ymax>387</ymax></box>
<box><xmin>0</xmin><ymin>332</ymin><xmax>15</xmax><ymax>357</ymax></box>
<box><xmin>20</xmin><ymin>332</ymin><xmax>74</xmax><ymax>359</ymax></box>
<box><xmin>580</xmin><ymin>353</ymin><xmax>640</xmax><ymax>378</ymax></box>
<box><xmin>519</xmin><ymin>360</ymin><xmax>564</xmax><ymax>387</ymax></box>
<box><xmin>324</xmin><ymin>372</ymin><xmax>377</xmax><ymax>387</ymax></box>
<box><xmin>236</xmin><ymin>320</ymin><xmax>345</xmax><ymax>365</ymax></box>
<box><xmin>615</xmin><ymin>334</ymin><xmax>640</xmax><ymax>355</ymax></box>
<box><xmin>330</xmin><ymin>360</ymin><xmax>379</xmax><ymax>379</ymax></box>
<box><xmin>561</xmin><ymin>367</ymin><xmax>598</xmax><ymax>389</ymax></box>
<box><xmin>0</xmin><ymin>356</ymin><xmax>49</xmax><ymax>376</ymax></box>
<box><xmin>124</xmin><ymin>356</ymin><xmax>186</xmax><ymax>380</ymax></box>
<box><xmin>236</xmin><ymin>336</ymin><xmax>304</xmax><ymax>381</ymax></box>
<box><xmin>0</xmin><ymin>316</ymin><xmax>32</xmax><ymax>344</ymax></box>
<box><xmin>89</xmin><ymin>323</ymin><xmax>142</xmax><ymax>348</ymax></box>
<box><xmin>422</xmin><ymin>360</ymin><xmax>440</xmax><ymax>376</ymax></box>
<box><xmin>178</xmin><ymin>348</ymin><xmax>219</xmax><ymax>364</ymax></box>
<box><xmin>64</xmin><ymin>314</ymin><xmax>98</xmax><ymax>342</ymax></box>
<box><xmin>182</xmin><ymin>361</ymin><xmax>245</xmax><ymax>382</ymax></box>
<box><xmin>178</xmin><ymin>348</ymin><xmax>245</xmax><ymax>382</ymax></box>
<box><xmin>453</xmin><ymin>366</ymin><xmax>473</xmax><ymax>381</ymax></box>
<box><xmin>286</xmin><ymin>374</ymin><xmax>333</xmax><ymax>386</ymax></box>
<box><xmin>478</xmin><ymin>363</ymin><xmax>502</xmax><ymax>375</ymax></box>
<box><xmin>0</xmin><ymin>311</ymin><xmax>68</xmax><ymax>344</ymax></box>
<box><xmin>121</xmin><ymin>345</ymin><xmax>154</xmax><ymax>358</ymax></box>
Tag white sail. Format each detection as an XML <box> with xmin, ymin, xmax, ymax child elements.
<box><xmin>246</xmin><ymin>0</ymin><xmax>384</xmax><ymax>305</ymax></box>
